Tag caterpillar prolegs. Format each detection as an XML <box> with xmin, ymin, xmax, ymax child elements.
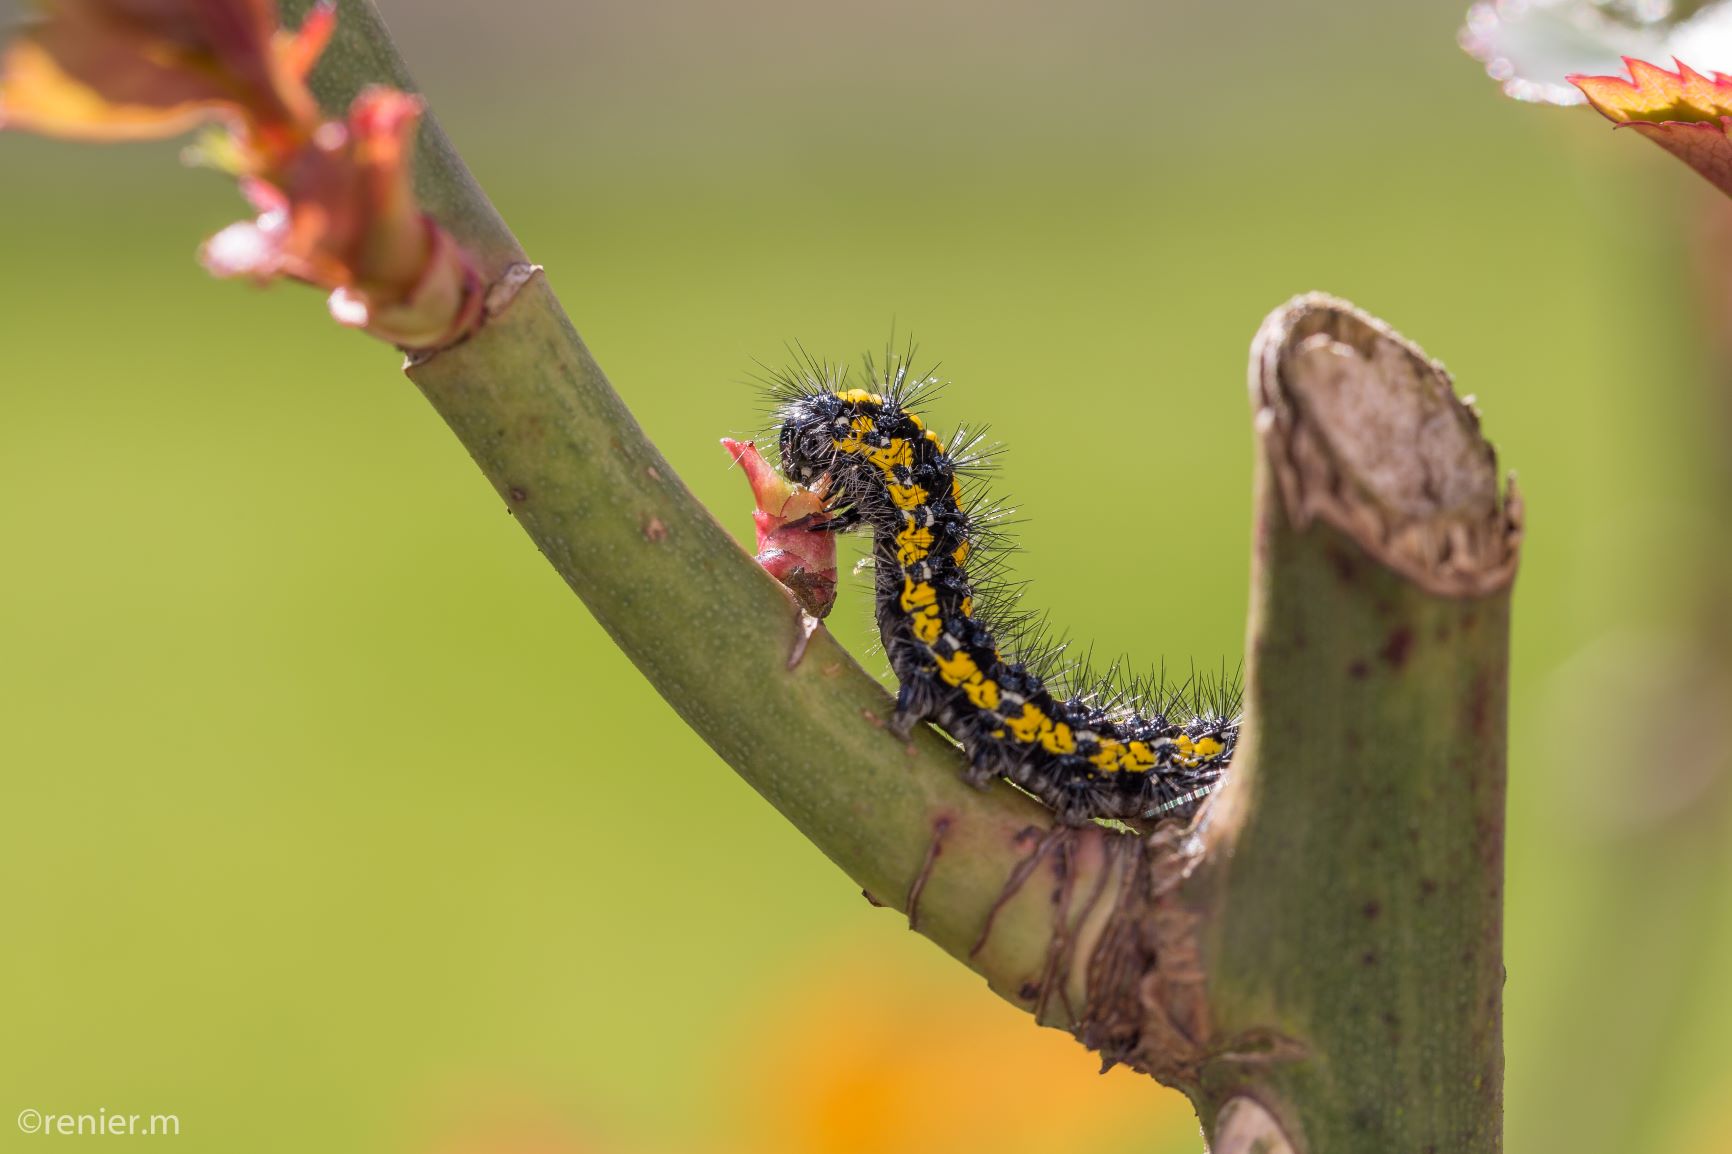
<box><xmin>771</xmin><ymin>359</ymin><xmax>1238</xmax><ymax>826</ymax></box>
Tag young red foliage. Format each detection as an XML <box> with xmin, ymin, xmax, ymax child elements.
<box><xmin>723</xmin><ymin>438</ymin><xmax>839</xmax><ymax>619</ymax></box>
<box><xmin>0</xmin><ymin>0</ymin><xmax>481</xmax><ymax>350</ymax></box>
<box><xmin>1571</xmin><ymin>58</ymin><xmax>1732</xmax><ymax>201</ymax></box>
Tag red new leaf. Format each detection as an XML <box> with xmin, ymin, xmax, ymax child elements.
<box><xmin>1571</xmin><ymin>58</ymin><xmax>1732</xmax><ymax>200</ymax></box>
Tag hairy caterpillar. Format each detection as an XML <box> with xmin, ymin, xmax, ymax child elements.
<box><xmin>770</xmin><ymin>356</ymin><xmax>1238</xmax><ymax>826</ymax></box>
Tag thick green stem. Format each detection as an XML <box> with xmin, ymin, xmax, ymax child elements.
<box><xmin>288</xmin><ymin>0</ymin><xmax>1117</xmax><ymax>1024</ymax></box>
<box><xmin>1194</xmin><ymin>299</ymin><xmax>1516</xmax><ymax>1149</ymax></box>
<box><xmin>1071</xmin><ymin>302</ymin><xmax>1517</xmax><ymax>1152</ymax></box>
<box><xmin>1199</xmin><ymin>480</ymin><xmax>1509</xmax><ymax>1146</ymax></box>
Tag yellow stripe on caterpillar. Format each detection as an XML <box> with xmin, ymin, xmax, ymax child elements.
<box><xmin>934</xmin><ymin>647</ymin><xmax>977</xmax><ymax>685</ymax></box>
<box><xmin>911</xmin><ymin>604</ymin><xmax>943</xmax><ymax>644</ymax></box>
<box><xmin>961</xmin><ymin>673</ymin><xmax>1000</xmax><ymax>710</ymax></box>
<box><xmin>932</xmin><ymin>647</ymin><xmax>1003</xmax><ymax>710</ymax></box>
<box><xmin>888</xmin><ymin>482</ymin><xmax>929</xmax><ymax>510</ymax></box>
<box><xmin>900</xmin><ymin>577</ymin><xmax>937</xmax><ymax>613</ymax></box>
<box><xmin>1003</xmin><ymin>703</ymin><xmax>1046</xmax><ymax>744</ymax></box>
<box><xmin>866</xmin><ymin>437</ymin><xmax>914</xmax><ymax>473</ymax></box>
<box><xmin>999</xmin><ymin>703</ymin><xmax>1077</xmax><ymax>755</ymax></box>
<box><xmin>1040</xmin><ymin>720</ymin><xmax>1076</xmax><ymax>756</ymax></box>
<box><xmin>1088</xmin><ymin>738</ymin><xmax>1158</xmax><ymax>775</ymax></box>
<box><xmin>896</xmin><ymin>523</ymin><xmax>934</xmax><ymax>566</ymax></box>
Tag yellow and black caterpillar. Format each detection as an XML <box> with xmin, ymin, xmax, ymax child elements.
<box><xmin>773</xmin><ymin>357</ymin><xmax>1237</xmax><ymax>826</ymax></box>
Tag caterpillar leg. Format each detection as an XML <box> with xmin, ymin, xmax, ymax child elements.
<box><xmin>890</xmin><ymin>672</ymin><xmax>943</xmax><ymax>739</ymax></box>
<box><xmin>799</xmin><ymin>507</ymin><xmax>865</xmax><ymax>533</ymax></box>
<box><xmin>1050</xmin><ymin>770</ymin><xmax>1113</xmax><ymax>827</ymax></box>
<box><xmin>959</xmin><ymin>734</ymin><xmax>1013</xmax><ymax>789</ymax></box>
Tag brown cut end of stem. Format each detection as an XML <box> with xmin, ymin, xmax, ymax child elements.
<box><xmin>1250</xmin><ymin>293</ymin><xmax>1523</xmax><ymax>598</ymax></box>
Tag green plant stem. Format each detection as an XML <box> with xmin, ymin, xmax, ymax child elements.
<box><xmin>290</xmin><ymin>0</ymin><xmax>1120</xmax><ymax>1024</ymax></box>
<box><xmin>1185</xmin><ymin>300</ymin><xmax>1514</xmax><ymax>1150</ymax></box>
<box><xmin>1197</xmin><ymin>485</ymin><xmax>1508</xmax><ymax>1147</ymax></box>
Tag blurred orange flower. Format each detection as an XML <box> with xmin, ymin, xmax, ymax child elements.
<box><xmin>0</xmin><ymin>0</ymin><xmax>481</xmax><ymax>350</ymax></box>
<box><xmin>713</xmin><ymin>938</ymin><xmax>1196</xmax><ymax>1154</ymax></box>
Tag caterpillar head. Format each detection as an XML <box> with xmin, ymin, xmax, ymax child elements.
<box><xmin>777</xmin><ymin>391</ymin><xmax>882</xmax><ymax>491</ymax></box>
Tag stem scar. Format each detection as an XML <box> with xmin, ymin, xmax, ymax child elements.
<box><xmin>905</xmin><ymin>816</ymin><xmax>952</xmax><ymax>932</ymax></box>
<box><xmin>971</xmin><ymin>825</ymin><xmax>1066</xmax><ymax>959</ymax></box>
<box><xmin>1034</xmin><ymin>836</ymin><xmax>1078</xmax><ymax>1024</ymax></box>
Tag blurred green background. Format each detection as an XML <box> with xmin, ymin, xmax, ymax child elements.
<box><xmin>3</xmin><ymin>1</ymin><xmax>1731</xmax><ymax>1151</ymax></box>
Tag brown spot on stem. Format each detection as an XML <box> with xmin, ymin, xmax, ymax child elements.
<box><xmin>507</xmin><ymin>485</ymin><xmax>529</xmax><ymax>504</ymax></box>
<box><xmin>1362</xmin><ymin>899</ymin><xmax>1382</xmax><ymax>920</ymax></box>
<box><xmin>861</xmin><ymin>889</ymin><xmax>885</xmax><ymax>907</ymax></box>
<box><xmin>1018</xmin><ymin>981</ymin><xmax>1041</xmax><ymax>1002</ymax></box>
<box><xmin>1381</xmin><ymin>626</ymin><xmax>1414</xmax><ymax>669</ymax></box>
<box><xmin>646</xmin><ymin>465</ymin><xmax>662</xmax><ymax>481</ymax></box>
<box><xmin>643</xmin><ymin>516</ymin><xmax>668</xmax><ymax>542</ymax></box>
<box><xmin>1348</xmin><ymin>659</ymin><xmax>1370</xmax><ymax>680</ymax></box>
<box><xmin>1469</xmin><ymin>675</ymin><xmax>1494</xmax><ymax>739</ymax></box>
<box><xmin>1328</xmin><ymin>543</ymin><xmax>1359</xmax><ymax>584</ymax></box>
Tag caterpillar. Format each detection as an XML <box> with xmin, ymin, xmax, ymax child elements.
<box><xmin>769</xmin><ymin>354</ymin><xmax>1238</xmax><ymax>826</ymax></box>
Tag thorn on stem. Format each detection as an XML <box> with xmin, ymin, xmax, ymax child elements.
<box><xmin>786</xmin><ymin>610</ymin><xmax>822</xmax><ymax>670</ymax></box>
